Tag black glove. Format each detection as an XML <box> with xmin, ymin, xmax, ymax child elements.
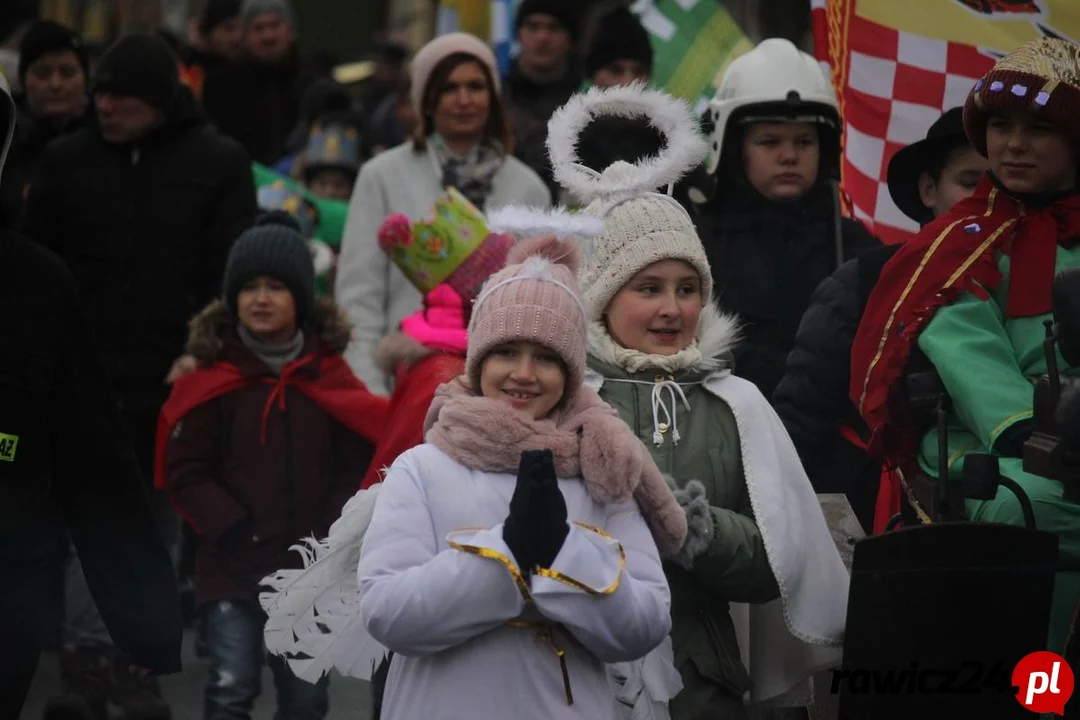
<box><xmin>503</xmin><ymin>450</ymin><xmax>545</xmax><ymax>571</ymax></box>
<box><xmin>503</xmin><ymin>450</ymin><xmax>569</xmax><ymax>572</ymax></box>
<box><xmin>528</xmin><ymin>450</ymin><xmax>569</xmax><ymax>569</ymax></box>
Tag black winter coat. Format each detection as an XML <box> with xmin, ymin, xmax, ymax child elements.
<box><xmin>21</xmin><ymin>88</ymin><xmax>257</xmax><ymax>414</ymax></box>
<box><xmin>771</xmin><ymin>243</ymin><xmax>900</xmax><ymax>532</ymax></box>
<box><xmin>698</xmin><ymin>180</ymin><xmax>880</xmax><ymax>398</ymax></box>
<box><xmin>502</xmin><ymin>61</ymin><xmax>581</xmax><ymax>199</ymax></box>
<box><xmin>166</xmin><ymin>299</ymin><xmax>376</xmax><ymax>609</ymax></box>
<box><xmin>0</xmin><ymin>100</ymin><xmax>85</xmax><ymax>226</ymax></box>
<box><xmin>0</xmin><ymin>228</ymin><xmax>182</xmax><ymax>672</ymax></box>
<box><xmin>201</xmin><ymin>52</ymin><xmax>321</xmax><ymax>166</ymax></box>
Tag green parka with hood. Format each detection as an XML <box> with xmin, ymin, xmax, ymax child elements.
<box><xmin>586</xmin><ymin>302</ymin><xmax>779</xmax><ymax>714</ymax></box>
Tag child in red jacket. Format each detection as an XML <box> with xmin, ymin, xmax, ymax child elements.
<box><xmin>360</xmin><ymin>195</ymin><xmax>513</xmax><ymax>488</ymax></box>
<box><xmin>156</xmin><ymin>213</ymin><xmax>386</xmax><ymax>719</ymax></box>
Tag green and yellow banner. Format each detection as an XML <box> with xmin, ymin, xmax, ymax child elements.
<box><xmin>631</xmin><ymin>0</ymin><xmax>753</xmax><ymax>111</ymax></box>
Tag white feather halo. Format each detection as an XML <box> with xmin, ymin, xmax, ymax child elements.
<box><xmin>546</xmin><ymin>82</ymin><xmax>708</xmax><ymax>204</ymax></box>
<box><xmin>486</xmin><ymin>204</ymin><xmax>606</xmax><ymax>239</ymax></box>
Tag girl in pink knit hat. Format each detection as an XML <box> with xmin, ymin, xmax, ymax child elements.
<box><xmin>360</xmin><ymin>200</ymin><xmax>515</xmax><ymax>491</ymax></box>
<box><xmin>353</xmin><ymin>234</ymin><xmax>688</xmax><ymax>719</ymax></box>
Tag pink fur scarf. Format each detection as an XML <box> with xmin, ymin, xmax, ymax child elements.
<box><xmin>423</xmin><ymin>376</ymin><xmax>688</xmax><ymax>556</ymax></box>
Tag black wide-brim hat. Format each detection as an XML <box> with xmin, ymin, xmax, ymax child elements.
<box><xmin>886</xmin><ymin>107</ymin><xmax>967</xmax><ymax>225</ymax></box>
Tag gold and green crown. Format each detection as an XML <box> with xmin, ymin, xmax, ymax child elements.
<box><xmin>378</xmin><ymin>187</ymin><xmax>493</xmax><ymax>294</ymax></box>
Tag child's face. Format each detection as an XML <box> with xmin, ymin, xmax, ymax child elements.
<box><xmin>237</xmin><ymin>276</ymin><xmax>298</xmax><ymax>345</ymax></box>
<box><xmin>308</xmin><ymin>169</ymin><xmax>354</xmax><ymax>201</ymax></box>
<box><xmin>917</xmin><ymin>145</ymin><xmax>987</xmax><ymax>220</ymax></box>
<box><xmin>480</xmin><ymin>340</ymin><xmax>566</xmax><ymax>421</ymax></box>
<box><xmin>604</xmin><ymin>259</ymin><xmax>703</xmax><ymax>356</ymax></box>
<box><xmin>742</xmin><ymin>122</ymin><xmax>821</xmax><ymax>202</ymax></box>
<box><xmin>986</xmin><ymin>111</ymin><xmax>1077</xmax><ymax>195</ymax></box>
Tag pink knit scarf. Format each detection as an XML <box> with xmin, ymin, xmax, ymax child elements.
<box><xmin>423</xmin><ymin>377</ymin><xmax>687</xmax><ymax>556</ymax></box>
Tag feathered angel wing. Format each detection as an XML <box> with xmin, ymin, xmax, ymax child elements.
<box><xmin>609</xmin><ymin>636</ymin><xmax>683</xmax><ymax>720</ymax></box>
<box><xmin>259</xmin><ymin>485</ymin><xmax>388</xmax><ymax>682</ymax></box>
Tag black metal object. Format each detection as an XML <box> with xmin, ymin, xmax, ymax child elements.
<box><xmin>838</xmin><ymin>523</ymin><xmax>1058</xmax><ymax>719</ymax></box>
<box><xmin>962</xmin><ymin>453</ymin><xmax>1038</xmax><ymax>531</ymax></box>
<box><xmin>885</xmin><ymin>513</ymin><xmax>905</xmax><ymax>533</ymax></box>
<box><xmin>849</xmin><ymin>269</ymin><xmax>1080</xmax><ymax>719</ymax></box>
<box><xmin>1024</xmin><ymin>269</ymin><xmax>1080</xmax><ymax>504</ymax></box>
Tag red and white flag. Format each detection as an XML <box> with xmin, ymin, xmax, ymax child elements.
<box><xmin>811</xmin><ymin>0</ymin><xmax>1079</xmax><ymax>244</ymax></box>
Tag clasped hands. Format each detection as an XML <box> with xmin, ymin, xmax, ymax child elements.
<box><xmin>502</xmin><ymin>449</ymin><xmax>569</xmax><ymax>574</ymax></box>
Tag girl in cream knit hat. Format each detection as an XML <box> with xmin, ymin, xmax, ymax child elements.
<box><xmin>493</xmin><ymin>83</ymin><xmax>851</xmax><ymax>719</ymax></box>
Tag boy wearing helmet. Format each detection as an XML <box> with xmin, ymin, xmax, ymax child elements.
<box><xmin>852</xmin><ymin>37</ymin><xmax>1080</xmax><ymax>654</ymax></box>
<box><xmin>696</xmin><ymin>38</ymin><xmax>879</xmax><ymax>398</ymax></box>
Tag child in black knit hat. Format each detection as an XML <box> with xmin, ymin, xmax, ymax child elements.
<box><xmin>584</xmin><ymin>6</ymin><xmax>652</xmax><ymax>89</ymax></box>
<box><xmin>155</xmin><ymin>213</ymin><xmax>387</xmax><ymax>719</ymax></box>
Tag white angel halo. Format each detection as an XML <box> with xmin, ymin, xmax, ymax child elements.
<box><xmin>545</xmin><ymin>81</ymin><xmax>709</xmax><ymax>205</ymax></box>
<box><xmin>486</xmin><ymin>204</ymin><xmax>606</xmax><ymax>240</ymax></box>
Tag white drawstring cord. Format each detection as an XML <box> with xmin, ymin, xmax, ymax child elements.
<box><xmin>605</xmin><ymin>377</ymin><xmax>697</xmax><ymax>446</ymax></box>
<box><xmin>652</xmin><ymin>380</ymin><xmax>691</xmax><ymax>446</ymax></box>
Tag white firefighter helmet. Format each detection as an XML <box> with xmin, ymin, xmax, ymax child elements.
<box><xmin>705</xmin><ymin>38</ymin><xmax>840</xmax><ymax>175</ymax></box>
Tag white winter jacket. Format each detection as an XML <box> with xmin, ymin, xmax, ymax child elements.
<box><xmin>356</xmin><ymin>443</ymin><xmax>673</xmax><ymax>720</ymax></box>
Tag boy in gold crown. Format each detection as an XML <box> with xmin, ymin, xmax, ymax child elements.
<box><xmin>852</xmin><ymin>36</ymin><xmax>1080</xmax><ymax>653</ymax></box>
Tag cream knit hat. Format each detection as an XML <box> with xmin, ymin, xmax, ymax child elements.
<box><xmin>465</xmin><ymin>235</ymin><xmax>589</xmax><ymax>391</ymax></box>
<box><xmin>578</xmin><ymin>165</ymin><xmax>712</xmax><ymax>322</ymax></box>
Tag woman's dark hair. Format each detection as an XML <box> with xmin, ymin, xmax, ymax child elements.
<box><xmin>411</xmin><ymin>52</ymin><xmax>513</xmax><ymax>153</ymax></box>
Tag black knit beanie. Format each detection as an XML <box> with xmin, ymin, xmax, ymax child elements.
<box><xmin>585</xmin><ymin>7</ymin><xmax>652</xmax><ymax>79</ymax></box>
<box><xmin>200</xmin><ymin>0</ymin><xmax>243</xmax><ymax>35</ymax></box>
<box><xmin>241</xmin><ymin>0</ymin><xmax>294</xmax><ymax>26</ymax></box>
<box><xmin>223</xmin><ymin>212</ymin><xmax>315</xmax><ymax>325</ymax></box>
<box><xmin>92</xmin><ymin>34</ymin><xmax>179</xmax><ymax>112</ymax></box>
<box><xmin>515</xmin><ymin>0</ymin><xmax>579</xmax><ymax>40</ymax></box>
<box><xmin>18</xmin><ymin>21</ymin><xmax>90</xmax><ymax>87</ymax></box>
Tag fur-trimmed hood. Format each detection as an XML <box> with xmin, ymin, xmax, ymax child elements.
<box><xmin>186</xmin><ymin>296</ymin><xmax>352</xmax><ymax>364</ymax></box>
<box><xmin>587</xmin><ymin>299</ymin><xmax>742</xmax><ymax>375</ymax></box>
<box><xmin>374</xmin><ymin>331</ymin><xmax>438</xmax><ymax>376</ymax></box>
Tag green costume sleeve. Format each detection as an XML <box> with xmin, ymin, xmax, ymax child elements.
<box><xmin>694</xmin><ymin>447</ymin><xmax>779</xmax><ymax>604</ymax></box>
<box><xmin>916</xmin><ymin>287</ymin><xmax>1034</xmax><ymax>450</ymax></box>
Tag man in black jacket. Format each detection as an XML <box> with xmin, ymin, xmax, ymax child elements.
<box><xmin>772</xmin><ymin>107</ymin><xmax>986</xmax><ymax>532</ymax></box>
<box><xmin>201</xmin><ymin>0</ymin><xmax>321</xmax><ymax>165</ymax></box>
<box><xmin>502</xmin><ymin>0</ymin><xmax>582</xmax><ymax>198</ymax></box>
<box><xmin>0</xmin><ymin>67</ymin><xmax>182</xmax><ymax>720</ymax></box>
<box><xmin>0</xmin><ymin>20</ymin><xmax>89</xmax><ymax>225</ymax></box>
<box><xmin>21</xmin><ymin>32</ymin><xmax>256</xmax><ymax>715</ymax></box>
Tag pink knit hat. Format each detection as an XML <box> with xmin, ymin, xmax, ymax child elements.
<box><xmin>410</xmin><ymin>32</ymin><xmax>500</xmax><ymax>113</ymax></box>
<box><xmin>465</xmin><ymin>235</ymin><xmax>588</xmax><ymax>391</ymax></box>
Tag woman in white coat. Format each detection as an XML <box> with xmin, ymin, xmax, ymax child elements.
<box><xmin>356</xmin><ymin>234</ymin><xmax>691</xmax><ymax>719</ymax></box>
<box><xmin>334</xmin><ymin>32</ymin><xmax>551</xmax><ymax>395</ymax></box>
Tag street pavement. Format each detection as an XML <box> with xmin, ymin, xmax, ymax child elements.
<box><xmin>20</xmin><ymin>629</ymin><xmax>373</xmax><ymax>720</ymax></box>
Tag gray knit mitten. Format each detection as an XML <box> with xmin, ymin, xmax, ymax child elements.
<box><xmin>663</xmin><ymin>475</ymin><xmax>715</xmax><ymax>570</ymax></box>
